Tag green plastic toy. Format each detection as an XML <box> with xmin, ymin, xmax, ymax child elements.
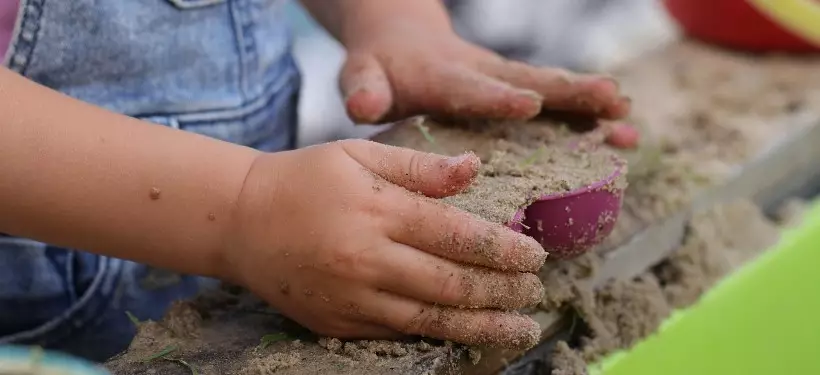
<box><xmin>590</xmin><ymin>200</ymin><xmax>820</xmax><ymax>375</ymax></box>
<box><xmin>0</xmin><ymin>345</ymin><xmax>110</xmax><ymax>375</ymax></box>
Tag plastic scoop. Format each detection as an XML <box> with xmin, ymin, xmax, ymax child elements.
<box><xmin>0</xmin><ymin>345</ymin><xmax>110</xmax><ymax>375</ymax></box>
<box><xmin>507</xmin><ymin>154</ymin><xmax>625</xmax><ymax>259</ymax></box>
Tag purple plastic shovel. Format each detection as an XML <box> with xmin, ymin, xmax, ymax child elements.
<box><xmin>507</xmin><ymin>155</ymin><xmax>626</xmax><ymax>259</ymax></box>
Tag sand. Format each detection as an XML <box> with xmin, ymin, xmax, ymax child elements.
<box><xmin>548</xmin><ymin>199</ymin><xmax>784</xmax><ymax>374</ymax></box>
<box><xmin>536</xmin><ymin>37</ymin><xmax>820</xmax><ymax>310</ymax></box>
<box><xmin>105</xmin><ymin>41</ymin><xmax>820</xmax><ymax>375</ymax></box>
<box><xmin>539</xmin><ymin>41</ymin><xmax>820</xmax><ymax>373</ymax></box>
<box><xmin>372</xmin><ymin>117</ymin><xmax>623</xmax><ymax>225</ymax></box>
<box><xmin>589</xmin><ymin>42</ymin><xmax>819</xmax><ymax>255</ymax></box>
<box><xmin>106</xmin><ymin>286</ymin><xmax>468</xmax><ymax>375</ymax></box>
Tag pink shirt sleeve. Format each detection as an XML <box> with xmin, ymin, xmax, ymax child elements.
<box><xmin>0</xmin><ymin>0</ymin><xmax>19</xmax><ymax>61</ymax></box>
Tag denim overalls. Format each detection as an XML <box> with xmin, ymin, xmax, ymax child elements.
<box><xmin>1</xmin><ymin>0</ymin><xmax>300</xmax><ymax>361</ymax></box>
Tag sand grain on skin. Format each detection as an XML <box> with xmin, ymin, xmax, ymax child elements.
<box><xmin>149</xmin><ymin>187</ymin><xmax>161</xmax><ymax>200</ymax></box>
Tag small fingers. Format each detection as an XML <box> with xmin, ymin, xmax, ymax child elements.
<box><xmin>389</xmin><ymin>195</ymin><xmax>547</xmax><ymax>272</ymax></box>
<box><xmin>370</xmin><ymin>242</ymin><xmax>543</xmax><ymax>309</ymax></box>
<box><xmin>604</xmin><ymin>121</ymin><xmax>640</xmax><ymax>148</ymax></box>
<box><xmin>341</xmin><ymin>139</ymin><xmax>480</xmax><ymax>198</ymax></box>
<box><xmin>389</xmin><ymin>64</ymin><xmax>543</xmax><ymax>122</ymax></box>
<box><xmin>340</xmin><ymin>53</ymin><xmax>394</xmax><ymax>124</ymax></box>
<box><xmin>361</xmin><ymin>291</ymin><xmax>541</xmax><ymax>349</ymax></box>
<box><xmin>483</xmin><ymin>59</ymin><xmax>631</xmax><ymax>120</ymax></box>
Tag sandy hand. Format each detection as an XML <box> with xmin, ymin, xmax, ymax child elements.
<box><xmin>223</xmin><ymin>140</ymin><xmax>547</xmax><ymax>348</ymax></box>
<box><xmin>339</xmin><ymin>24</ymin><xmax>639</xmax><ymax>149</ymax></box>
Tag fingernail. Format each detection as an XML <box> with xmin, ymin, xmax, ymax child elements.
<box><xmin>523</xmin><ymin>233</ymin><xmax>545</xmax><ymax>253</ymax></box>
<box><xmin>556</xmin><ymin>71</ymin><xmax>574</xmax><ymax>85</ymax></box>
<box><xmin>343</xmin><ymin>82</ymin><xmax>369</xmax><ymax>101</ymax></box>
<box><xmin>519</xmin><ymin>89</ymin><xmax>543</xmax><ymax>104</ymax></box>
<box><xmin>510</xmin><ymin>315</ymin><xmax>541</xmax><ymax>349</ymax></box>
<box><xmin>525</xmin><ymin>274</ymin><xmax>545</xmax><ymax>307</ymax></box>
<box><xmin>526</xmin><ymin>236</ymin><xmax>548</xmax><ymax>269</ymax></box>
<box><xmin>606</xmin><ymin>122</ymin><xmax>641</xmax><ymax>149</ymax></box>
<box><xmin>511</xmin><ymin>90</ymin><xmax>543</xmax><ymax>120</ymax></box>
<box><xmin>617</xmin><ymin>96</ymin><xmax>633</xmax><ymax>117</ymax></box>
<box><xmin>602</xmin><ymin>75</ymin><xmax>621</xmax><ymax>91</ymax></box>
<box><xmin>446</xmin><ymin>152</ymin><xmax>477</xmax><ymax>169</ymax></box>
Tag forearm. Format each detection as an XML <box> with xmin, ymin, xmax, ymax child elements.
<box><xmin>299</xmin><ymin>0</ymin><xmax>452</xmax><ymax>47</ymax></box>
<box><xmin>0</xmin><ymin>67</ymin><xmax>259</xmax><ymax>278</ymax></box>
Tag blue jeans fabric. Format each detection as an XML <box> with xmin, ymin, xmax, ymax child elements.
<box><xmin>1</xmin><ymin>0</ymin><xmax>299</xmax><ymax>362</ymax></box>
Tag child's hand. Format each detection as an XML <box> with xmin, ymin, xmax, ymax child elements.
<box><xmin>222</xmin><ymin>140</ymin><xmax>546</xmax><ymax>347</ymax></box>
<box><xmin>339</xmin><ymin>22</ymin><xmax>638</xmax><ymax>148</ymax></box>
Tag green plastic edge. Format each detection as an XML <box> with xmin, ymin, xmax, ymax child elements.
<box><xmin>588</xmin><ymin>201</ymin><xmax>820</xmax><ymax>375</ymax></box>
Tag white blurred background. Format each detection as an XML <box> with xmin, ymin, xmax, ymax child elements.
<box><xmin>287</xmin><ymin>0</ymin><xmax>681</xmax><ymax>148</ymax></box>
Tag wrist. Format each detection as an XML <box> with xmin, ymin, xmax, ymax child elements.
<box><xmin>217</xmin><ymin>151</ymin><xmax>285</xmax><ymax>284</ymax></box>
<box><xmin>302</xmin><ymin>0</ymin><xmax>453</xmax><ymax>49</ymax></box>
<box><xmin>346</xmin><ymin>1</ymin><xmax>453</xmax><ymax>49</ymax></box>
<box><xmin>178</xmin><ymin>144</ymin><xmax>264</xmax><ymax>282</ymax></box>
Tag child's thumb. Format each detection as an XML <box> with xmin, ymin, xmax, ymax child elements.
<box><xmin>342</xmin><ymin>139</ymin><xmax>480</xmax><ymax>198</ymax></box>
<box><xmin>340</xmin><ymin>53</ymin><xmax>394</xmax><ymax>124</ymax></box>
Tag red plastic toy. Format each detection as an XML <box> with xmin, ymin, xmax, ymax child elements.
<box><xmin>664</xmin><ymin>0</ymin><xmax>820</xmax><ymax>52</ymax></box>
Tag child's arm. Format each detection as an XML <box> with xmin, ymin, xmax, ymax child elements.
<box><xmin>298</xmin><ymin>0</ymin><xmax>639</xmax><ymax>148</ymax></box>
<box><xmin>0</xmin><ymin>67</ymin><xmax>258</xmax><ymax>278</ymax></box>
<box><xmin>0</xmin><ymin>66</ymin><xmax>547</xmax><ymax>347</ymax></box>
<box><xmin>299</xmin><ymin>0</ymin><xmax>453</xmax><ymax>45</ymax></box>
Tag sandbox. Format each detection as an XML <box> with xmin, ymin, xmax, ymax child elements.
<box><xmin>99</xmin><ymin>41</ymin><xmax>820</xmax><ymax>375</ymax></box>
